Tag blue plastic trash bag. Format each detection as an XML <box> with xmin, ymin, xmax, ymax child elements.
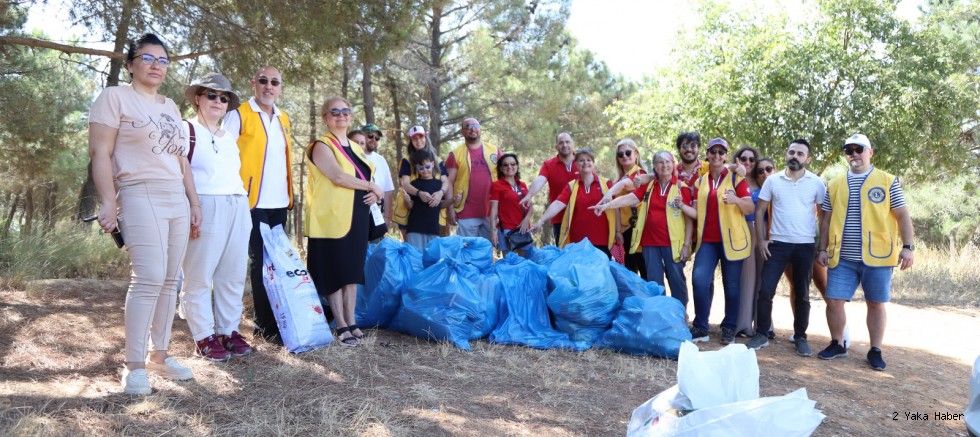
<box><xmin>389</xmin><ymin>258</ymin><xmax>483</xmax><ymax>350</ymax></box>
<box><xmin>527</xmin><ymin>245</ymin><xmax>563</xmax><ymax>268</ymax></box>
<box><xmin>422</xmin><ymin>236</ymin><xmax>493</xmax><ymax>271</ymax></box>
<box><xmin>472</xmin><ymin>273</ymin><xmax>502</xmax><ymax>339</ymax></box>
<box><xmin>608</xmin><ymin>260</ymin><xmax>665</xmax><ymax>303</ymax></box>
<box><xmin>597</xmin><ymin>295</ymin><xmax>692</xmax><ymax>359</ymax></box>
<box><xmin>356</xmin><ymin>239</ymin><xmax>423</xmax><ymax>329</ymax></box>
<box><xmin>489</xmin><ymin>253</ymin><xmax>588</xmax><ymax>350</ymax></box>
<box><xmin>546</xmin><ymin>239</ymin><xmax>620</xmax><ymax>344</ymax></box>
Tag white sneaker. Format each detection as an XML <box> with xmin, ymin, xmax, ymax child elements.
<box><xmin>145</xmin><ymin>357</ymin><xmax>193</xmax><ymax>381</ymax></box>
<box><xmin>121</xmin><ymin>368</ymin><xmax>152</xmax><ymax>395</ymax></box>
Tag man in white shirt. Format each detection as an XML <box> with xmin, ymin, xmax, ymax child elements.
<box><xmin>360</xmin><ymin>123</ymin><xmax>395</xmax><ymax>234</ymax></box>
<box><xmin>746</xmin><ymin>139</ymin><xmax>826</xmax><ymax>357</ymax></box>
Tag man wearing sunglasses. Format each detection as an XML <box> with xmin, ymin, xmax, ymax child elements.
<box><xmin>222</xmin><ymin>66</ymin><xmax>294</xmax><ymax>345</ymax></box>
<box><xmin>746</xmin><ymin>139</ymin><xmax>826</xmax><ymax>357</ymax></box>
<box><xmin>359</xmin><ymin>123</ymin><xmax>395</xmax><ymax>234</ymax></box>
<box><xmin>816</xmin><ymin>133</ymin><xmax>915</xmax><ymax>371</ymax></box>
<box><xmin>446</xmin><ymin>117</ymin><xmax>498</xmax><ymax>240</ymax></box>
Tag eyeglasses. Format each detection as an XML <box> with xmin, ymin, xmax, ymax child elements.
<box><xmin>679</xmin><ymin>143</ymin><xmax>698</xmax><ymax>150</ymax></box>
<box><xmin>416</xmin><ymin>164</ymin><xmax>433</xmax><ymax>171</ymax></box>
<box><xmin>756</xmin><ymin>166</ymin><xmax>775</xmax><ymax>174</ymax></box>
<box><xmin>616</xmin><ymin>150</ymin><xmax>633</xmax><ymax>159</ymax></box>
<box><xmin>366</xmin><ymin>134</ymin><xmax>380</xmax><ymax>141</ymax></box>
<box><xmin>137</xmin><ymin>53</ymin><xmax>169</xmax><ymax>67</ymax></box>
<box><xmin>738</xmin><ymin>155</ymin><xmax>755</xmax><ymax>163</ymax></box>
<box><xmin>328</xmin><ymin>108</ymin><xmax>351</xmax><ymax>117</ymax></box>
<box><xmin>200</xmin><ymin>90</ymin><xmax>229</xmax><ymax>104</ymax></box>
<box><xmin>843</xmin><ymin>145</ymin><xmax>865</xmax><ymax>155</ymax></box>
<box><xmin>707</xmin><ymin>148</ymin><xmax>726</xmax><ymax>156</ymax></box>
<box><xmin>256</xmin><ymin>77</ymin><xmax>282</xmax><ymax>87</ymax></box>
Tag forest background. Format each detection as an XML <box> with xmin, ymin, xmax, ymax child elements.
<box><xmin>0</xmin><ymin>0</ymin><xmax>977</xmax><ymax>294</ymax></box>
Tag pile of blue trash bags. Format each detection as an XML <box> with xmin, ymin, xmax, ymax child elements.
<box><xmin>355</xmin><ymin>236</ymin><xmax>692</xmax><ymax>358</ymax></box>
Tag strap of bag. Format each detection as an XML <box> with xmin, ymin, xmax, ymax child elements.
<box><xmin>185</xmin><ymin>120</ymin><xmax>197</xmax><ymax>163</ymax></box>
<box><xmin>326</xmin><ymin>136</ymin><xmax>368</xmax><ymax>181</ymax></box>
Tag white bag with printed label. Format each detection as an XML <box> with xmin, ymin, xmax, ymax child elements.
<box><xmin>260</xmin><ymin>223</ymin><xmax>333</xmax><ymax>353</ymax></box>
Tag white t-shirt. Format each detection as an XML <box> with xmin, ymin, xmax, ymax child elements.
<box><xmin>758</xmin><ymin>169</ymin><xmax>826</xmax><ymax>244</ymax></box>
<box><xmin>223</xmin><ymin>97</ymin><xmax>290</xmax><ymax>208</ymax></box>
<box><xmin>364</xmin><ymin>152</ymin><xmax>394</xmax><ymax>192</ymax></box>
<box><xmin>183</xmin><ymin>120</ymin><xmax>247</xmax><ymax>196</ymax></box>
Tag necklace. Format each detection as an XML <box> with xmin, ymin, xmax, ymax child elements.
<box><xmin>200</xmin><ymin>117</ymin><xmax>219</xmax><ymax>153</ymax></box>
<box><xmin>659</xmin><ymin>179</ymin><xmax>671</xmax><ymax>197</ymax></box>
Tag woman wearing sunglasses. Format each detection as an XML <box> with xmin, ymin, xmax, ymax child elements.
<box><xmin>305</xmin><ymin>97</ymin><xmax>383</xmax><ymax>347</ymax></box>
<box><xmin>731</xmin><ymin>146</ymin><xmax>764</xmax><ymax>338</ymax></box>
<box><xmin>391</xmin><ymin>126</ymin><xmax>450</xmax><ymax>240</ymax></box>
<box><xmin>178</xmin><ymin>73</ymin><xmax>255</xmax><ymax>362</ymax></box>
<box><xmin>489</xmin><ymin>153</ymin><xmax>533</xmax><ymax>256</ymax></box>
<box><xmin>599</xmin><ymin>139</ymin><xmax>648</xmax><ymax>275</ymax></box>
<box><xmin>88</xmin><ymin>33</ymin><xmax>201</xmax><ymax>394</ymax></box>
<box><xmin>531</xmin><ymin>149</ymin><xmax>617</xmax><ymax>257</ymax></box>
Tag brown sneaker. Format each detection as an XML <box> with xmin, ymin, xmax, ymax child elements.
<box><xmin>220</xmin><ymin>331</ymin><xmax>253</xmax><ymax>357</ymax></box>
<box><xmin>196</xmin><ymin>335</ymin><xmax>231</xmax><ymax>362</ymax></box>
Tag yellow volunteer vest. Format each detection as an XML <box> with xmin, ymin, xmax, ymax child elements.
<box><xmin>630</xmin><ymin>177</ymin><xmax>688</xmax><ymax>262</ymax></box>
<box><xmin>392</xmin><ymin>158</ymin><xmax>448</xmax><ymax>227</ymax></box>
<box><xmin>303</xmin><ymin>132</ymin><xmax>375</xmax><ymax>239</ymax></box>
<box><xmin>558</xmin><ymin>176</ymin><xmax>616</xmax><ymax>249</ymax></box>
<box><xmin>694</xmin><ymin>170</ymin><xmax>751</xmax><ymax>261</ymax></box>
<box><xmin>235</xmin><ymin>103</ymin><xmax>294</xmax><ymax>209</ymax></box>
<box><xmin>826</xmin><ymin>168</ymin><xmax>900</xmax><ymax>268</ymax></box>
<box><xmin>450</xmin><ymin>143</ymin><xmax>498</xmax><ymax>214</ymax></box>
<box><xmin>617</xmin><ymin>166</ymin><xmax>643</xmax><ymax>232</ymax></box>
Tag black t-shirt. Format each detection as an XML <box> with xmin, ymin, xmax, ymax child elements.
<box><xmin>408</xmin><ymin>178</ymin><xmax>442</xmax><ymax>235</ymax></box>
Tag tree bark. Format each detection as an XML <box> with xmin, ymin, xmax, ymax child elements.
<box><xmin>385</xmin><ymin>68</ymin><xmax>405</xmax><ymax>176</ymax></box>
<box><xmin>341</xmin><ymin>48</ymin><xmax>350</xmax><ymax>101</ymax></box>
<box><xmin>427</xmin><ymin>3</ymin><xmax>445</xmax><ymax>153</ymax></box>
<box><xmin>22</xmin><ymin>186</ymin><xmax>34</xmax><ymax>238</ymax></box>
<box><xmin>43</xmin><ymin>182</ymin><xmax>57</xmax><ymax>234</ymax></box>
<box><xmin>2</xmin><ymin>189</ymin><xmax>21</xmax><ymax>240</ymax></box>
<box><xmin>362</xmin><ymin>59</ymin><xmax>375</xmax><ymax>125</ymax></box>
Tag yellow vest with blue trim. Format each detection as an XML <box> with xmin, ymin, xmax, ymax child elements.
<box><xmin>392</xmin><ymin>157</ymin><xmax>447</xmax><ymax>227</ymax></box>
<box><xmin>630</xmin><ymin>177</ymin><xmax>688</xmax><ymax>262</ymax></box>
<box><xmin>234</xmin><ymin>102</ymin><xmax>294</xmax><ymax>209</ymax></box>
<box><xmin>303</xmin><ymin>132</ymin><xmax>375</xmax><ymax>239</ymax></box>
<box><xmin>617</xmin><ymin>166</ymin><xmax>643</xmax><ymax>232</ymax></box>
<box><xmin>450</xmin><ymin>142</ymin><xmax>498</xmax><ymax>214</ymax></box>
<box><xmin>558</xmin><ymin>175</ymin><xmax>616</xmax><ymax>249</ymax></box>
<box><xmin>826</xmin><ymin>168</ymin><xmax>900</xmax><ymax>268</ymax></box>
<box><xmin>694</xmin><ymin>170</ymin><xmax>751</xmax><ymax>261</ymax></box>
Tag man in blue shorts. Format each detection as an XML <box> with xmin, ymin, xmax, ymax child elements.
<box><xmin>816</xmin><ymin>133</ymin><xmax>915</xmax><ymax>371</ymax></box>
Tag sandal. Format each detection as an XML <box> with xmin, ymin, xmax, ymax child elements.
<box><xmin>349</xmin><ymin>324</ymin><xmax>365</xmax><ymax>340</ymax></box>
<box><xmin>335</xmin><ymin>326</ymin><xmax>360</xmax><ymax>348</ymax></box>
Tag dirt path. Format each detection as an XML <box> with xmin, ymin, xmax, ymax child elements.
<box><xmin>0</xmin><ymin>280</ymin><xmax>976</xmax><ymax>436</ymax></box>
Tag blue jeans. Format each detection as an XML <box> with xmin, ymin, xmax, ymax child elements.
<box><xmin>692</xmin><ymin>242</ymin><xmax>743</xmax><ymax>331</ymax></box>
<box><xmin>642</xmin><ymin>246</ymin><xmax>688</xmax><ymax>308</ymax></box>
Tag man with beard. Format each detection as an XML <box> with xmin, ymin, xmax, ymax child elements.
<box><xmin>223</xmin><ymin>66</ymin><xmax>293</xmax><ymax>345</ymax></box>
<box><xmin>446</xmin><ymin>117</ymin><xmax>498</xmax><ymax>240</ymax></box>
<box><xmin>520</xmin><ymin>132</ymin><xmax>579</xmax><ymax>243</ymax></box>
<box><xmin>746</xmin><ymin>139</ymin><xmax>826</xmax><ymax>357</ymax></box>
<box><xmin>360</xmin><ymin>123</ymin><xmax>395</xmax><ymax>232</ymax></box>
<box><xmin>675</xmin><ymin>131</ymin><xmax>706</xmax><ymax>187</ymax></box>
<box><xmin>815</xmin><ymin>134</ymin><xmax>914</xmax><ymax>371</ymax></box>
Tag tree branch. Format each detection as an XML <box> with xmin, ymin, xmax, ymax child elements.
<box><xmin>0</xmin><ymin>36</ymin><xmax>237</xmax><ymax>61</ymax></box>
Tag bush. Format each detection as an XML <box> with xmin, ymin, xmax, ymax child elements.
<box><xmin>0</xmin><ymin>220</ymin><xmax>129</xmax><ymax>288</ymax></box>
<box><xmin>905</xmin><ymin>175</ymin><xmax>980</xmax><ymax>250</ymax></box>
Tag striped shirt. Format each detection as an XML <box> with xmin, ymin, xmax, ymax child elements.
<box><xmin>821</xmin><ymin>167</ymin><xmax>906</xmax><ymax>262</ymax></box>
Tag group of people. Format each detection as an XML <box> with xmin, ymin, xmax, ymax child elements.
<box><xmin>90</xmin><ymin>33</ymin><xmax>915</xmax><ymax>396</ymax></box>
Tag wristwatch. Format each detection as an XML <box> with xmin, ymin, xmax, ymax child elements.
<box><xmin>902</xmin><ymin>244</ymin><xmax>915</xmax><ymax>251</ymax></box>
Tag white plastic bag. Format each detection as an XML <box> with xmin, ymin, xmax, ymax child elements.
<box><xmin>967</xmin><ymin>353</ymin><xmax>979</xmax><ymax>436</ymax></box>
<box><xmin>670</xmin><ymin>388</ymin><xmax>823</xmax><ymax>436</ymax></box>
<box><xmin>626</xmin><ymin>385</ymin><xmax>691</xmax><ymax>436</ymax></box>
<box><xmin>260</xmin><ymin>223</ymin><xmax>333</xmax><ymax>353</ymax></box>
<box><xmin>676</xmin><ymin>342</ymin><xmax>759</xmax><ymax>409</ymax></box>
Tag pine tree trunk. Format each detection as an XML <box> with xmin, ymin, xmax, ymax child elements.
<box><xmin>362</xmin><ymin>59</ymin><xmax>375</xmax><ymax>125</ymax></box>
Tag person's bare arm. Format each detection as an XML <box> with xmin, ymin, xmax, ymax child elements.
<box><xmin>892</xmin><ymin>205</ymin><xmax>915</xmax><ymax>270</ymax></box>
<box><xmin>180</xmin><ymin>157</ymin><xmax>202</xmax><ymax>239</ymax></box>
<box><xmin>88</xmin><ymin>123</ymin><xmax>119</xmax><ymax>233</ymax></box>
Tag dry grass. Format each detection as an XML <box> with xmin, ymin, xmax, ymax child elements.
<box><xmin>890</xmin><ymin>243</ymin><xmax>980</xmax><ymax>308</ymax></box>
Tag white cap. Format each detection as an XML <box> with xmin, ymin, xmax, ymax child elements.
<box><xmin>843</xmin><ymin>133</ymin><xmax>872</xmax><ymax>150</ymax></box>
<box><xmin>408</xmin><ymin>125</ymin><xmax>426</xmax><ymax>138</ymax></box>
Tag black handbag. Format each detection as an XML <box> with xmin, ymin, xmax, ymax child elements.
<box><xmin>505</xmin><ymin>229</ymin><xmax>533</xmax><ymax>250</ymax></box>
<box><xmin>369</xmin><ymin>217</ymin><xmax>388</xmax><ymax>241</ymax></box>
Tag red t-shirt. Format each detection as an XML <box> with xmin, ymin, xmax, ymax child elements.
<box><xmin>556</xmin><ymin>176</ymin><xmax>613</xmax><ymax>246</ymax></box>
<box><xmin>693</xmin><ymin>169</ymin><xmax>749</xmax><ymax>243</ymax></box>
<box><xmin>538</xmin><ymin>155</ymin><xmax>580</xmax><ymax>224</ymax></box>
<box><xmin>632</xmin><ymin>176</ymin><xmax>692</xmax><ymax>247</ymax></box>
<box><xmin>490</xmin><ymin>179</ymin><xmax>529</xmax><ymax>230</ymax></box>
<box><xmin>446</xmin><ymin>145</ymin><xmax>494</xmax><ymax>219</ymax></box>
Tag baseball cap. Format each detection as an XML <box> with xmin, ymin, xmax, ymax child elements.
<box><xmin>706</xmin><ymin>137</ymin><xmax>729</xmax><ymax>151</ymax></box>
<box><xmin>361</xmin><ymin>123</ymin><xmax>383</xmax><ymax>137</ymax></box>
<box><xmin>407</xmin><ymin>125</ymin><xmax>426</xmax><ymax>138</ymax></box>
<box><xmin>843</xmin><ymin>133</ymin><xmax>872</xmax><ymax>150</ymax></box>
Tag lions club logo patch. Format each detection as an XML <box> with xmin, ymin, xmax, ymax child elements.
<box><xmin>868</xmin><ymin>187</ymin><xmax>886</xmax><ymax>204</ymax></box>
<box><xmin>489</xmin><ymin>153</ymin><xmax>498</xmax><ymax>165</ymax></box>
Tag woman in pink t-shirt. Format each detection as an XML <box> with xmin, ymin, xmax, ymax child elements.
<box><xmin>88</xmin><ymin>34</ymin><xmax>202</xmax><ymax>395</ymax></box>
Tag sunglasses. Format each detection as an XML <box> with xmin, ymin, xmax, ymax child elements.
<box><xmin>328</xmin><ymin>108</ymin><xmax>351</xmax><ymax>117</ymax></box>
<box><xmin>199</xmin><ymin>90</ymin><xmax>229</xmax><ymax>104</ymax></box>
<box><xmin>616</xmin><ymin>150</ymin><xmax>633</xmax><ymax>159</ymax></box>
<box><xmin>738</xmin><ymin>155</ymin><xmax>755</xmax><ymax>163</ymax></box>
<box><xmin>256</xmin><ymin>77</ymin><xmax>282</xmax><ymax>87</ymax></box>
<box><xmin>707</xmin><ymin>148</ymin><xmax>727</xmax><ymax>156</ymax></box>
<box><xmin>843</xmin><ymin>145</ymin><xmax>865</xmax><ymax>155</ymax></box>
<box><xmin>416</xmin><ymin>164</ymin><xmax>433</xmax><ymax>171</ymax></box>
<box><xmin>464</xmin><ymin>123</ymin><xmax>481</xmax><ymax>129</ymax></box>
<box><xmin>756</xmin><ymin>166</ymin><xmax>775</xmax><ymax>174</ymax></box>
<box><xmin>137</xmin><ymin>53</ymin><xmax>169</xmax><ymax>66</ymax></box>
<box><xmin>366</xmin><ymin>134</ymin><xmax>380</xmax><ymax>141</ymax></box>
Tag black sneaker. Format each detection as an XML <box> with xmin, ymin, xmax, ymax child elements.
<box><xmin>794</xmin><ymin>337</ymin><xmax>812</xmax><ymax>357</ymax></box>
<box><xmin>867</xmin><ymin>347</ymin><xmax>886</xmax><ymax>371</ymax></box>
<box><xmin>746</xmin><ymin>333</ymin><xmax>769</xmax><ymax>350</ymax></box>
<box><xmin>690</xmin><ymin>327</ymin><xmax>709</xmax><ymax>343</ymax></box>
<box><xmin>720</xmin><ymin>327</ymin><xmax>736</xmax><ymax>345</ymax></box>
<box><xmin>767</xmin><ymin>330</ymin><xmax>776</xmax><ymax>339</ymax></box>
<box><xmin>818</xmin><ymin>340</ymin><xmax>848</xmax><ymax>360</ymax></box>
